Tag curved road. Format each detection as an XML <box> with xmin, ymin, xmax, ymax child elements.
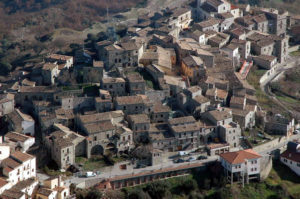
<box><xmin>260</xmin><ymin>56</ymin><xmax>300</xmax><ymax>118</ymax></box>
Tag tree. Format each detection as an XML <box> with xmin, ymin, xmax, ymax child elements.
<box><xmin>87</xmin><ymin>33</ymin><xmax>98</xmax><ymax>42</ymax></box>
<box><xmin>128</xmin><ymin>189</ymin><xmax>151</xmax><ymax>199</ymax></box>
<box><xmin>144</xmin><ymin>181</ymin><xmax>169</xmax><ymax>199</ymax></box>
<box><xmin>105</xmin><ymin>190</ymin><xmax>126</xmax><ymax>199</ymax></box>
<box><xmin>86</xmin><ymin>189</ymin><xmax>102</xmax><ymax>199</ymax></box>
<box><xmin>0</xmin><ymin>59</ymin><xmax>12</xmax><ymax>75</ymax></box>
<box><xmin>175</xmin><ymin>178</ymin><xmax>197</xmax><ymax>195</ymax></box>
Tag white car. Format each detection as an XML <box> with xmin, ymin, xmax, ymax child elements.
<box><xmin>187</xmin><ymin>157</ymin><xmax>196</xmax><ymax>162</ymax></box>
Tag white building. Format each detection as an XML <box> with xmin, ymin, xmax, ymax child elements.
<box><xmin>46</xmin><ymin>54</ymin><xmax>74</xmax><ymax>69</ymax></box>
<box><xmin>280</xmin><ymin>142</ymin><xmax>300</xmax><ymax>176</ymax></box>
<box><xmin>0</xmin><ymin>137</ymin><xmax>10</xmax><ymax>161</ymax></box>
<box><xmin>220</xmin><ymin>149</ymin><xmax>262</xmax><ymax>185</ymax></box>
<box><xmin>7</xmin><ymin>109</ymin><xmax>35</xmax><ymax>136</ymax></box>
<box><xmin>4</xmin><ymin>132</ymin><xmax>35</xmax><ymax>152</ymax></box>
<box><xmin>1</xmin><ymin>151</ymin><xmax>36</xmax><ymax>186</ymax></box>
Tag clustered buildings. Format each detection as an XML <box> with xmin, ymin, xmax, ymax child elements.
<box><xmin>0</xmin><ymin>0</ymin><xmax>299</xmax><ymax>197</ymax></box>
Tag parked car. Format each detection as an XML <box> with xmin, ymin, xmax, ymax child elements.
<box><xmin>135</xmin><ymin>164</ymin><xmax>147</xmax><ymax>169</ymax></box>
<box><xmin>198</xmin><ymin>155</ymin><xmax>207</xmax><ymax>160</ymax></box>
<box><xmin>84</xmin><ymin>171</ymin><xmax>96</xmax><ymax>178</ymax></box>
<box><xmin>187</xmin><ymin>157</ymin><xmax>196</xmax><ymax>162</ymax></box>
<box><xmin>293</xmin><ymin>130</ymin><xmax>300</xmax><ymax>134</ymax></box>
<box><xmin>178</xmin><ymin>151</ymin><xmax>188</xmax><ymax>156</ymax></box>
<box><xmin>174</xmin><ymin>158</ymin><xmax>185</xmax><ymax>163</ymax></box>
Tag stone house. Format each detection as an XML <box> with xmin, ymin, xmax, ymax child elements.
<box><xmin>227</xmin><ymin>27</ymin><xmax>247</xmax><ymax>40</ymax></box>
<box><xmin>42</xmin><ymin>176</ymin><xmax>70</xmax><ymax>199</ymax></box>
<box><xmin>46</xmin><ymin>54</ymin><xmax>73</xmax><ymax>69</ymax></box>
<box><xmin>230</xmin><ymin>96</ymin><xmax>246</xmax><ymax>110</ymax></box>
<box><xmin>95</xmin><ymin>40</ymin><xmax>113</xmax><ymax>61</ymax></box>
<box><xmin>203</xmin><ymin>108</ymin><xmax>233</xmax><ymax>126</ymax></box>
<box><xmin>269</xmin><ymin>34</ymin><xmax>289</xmax><ymax>64</ymax></box>
<box><xmin>230</xmin><ymin>39</ymin><xmax>251</xmax><ymax>60</ymax></box>
<box><xmin>144</xmin><ymin>64</ymin><xmax>165</xmax><ymax>85</ymax></box>
<box><xmin>46</xmin><ymin>131</ymin><xmax>75</xmax><ymax>170</ymax></box>
<box><xmin>197</xmin><ymin>0</ymin><xmax>231</xmax><ymax>20</ymax></box>
<box><xmin>114</xmin><ymin>95</ymin><xmax>146</xmax><ymax>115</ymax></box>
<box><xmin>77</xmin><ymin>112</ymin><xmax>117</xmax><ymax>158</ymax></box>
<box><xmin>15</xmin><ymin>86</ymin><xmax>58</xmax><ymax>108</ymax></box>
<box><xmin>115</xmin><ymin>126</ymin><xmax>134</xmax><ymax>153</ymax></box>
<box><xmin>46</xmin><ymin>125</ymin><xmax>86</xmax><ymax>169</ymax></box>
<box><xmin>0</xmin><ymin>93</ymin><xmax>14</xmax><ymax>116</ymax></box>
<box><xmin>252</xmin><ymin>14</ymin><xmax>269</xmax><ymax>33</ymax></box>
<box><xmin>102</xmin><ymin>41</ymin><xmax>143</xmax><ymax>70</ymax></box>
<box><xmin>184</xmin><ymin>86</ymin><xmax>203</xmax><ymax>98</ymax></box>
<box><xmin>195</xmin><ymin>48</ymin><xmax>214</xmax><ymax>69</ymax></box>
<box><xmin>217</xmin><ymin>12</ymin><xmax>234</xmax><ymax>32</ymax></box>
<box><xmin>186</xmin><ymin>30</ymin><xmax>206</xmax><ymax>45</ymax></box>
<box><xmin>205</xmin><ymin>88</ymin><xmax>228</xmax><ymax>107</ymax></box>
<box><xmin>247</xmin><ymin>32</ymin><xmax>275</xmax><ymax>56</ymax></box>
<box><xmin>230</xmin><ymin>4</ymin><xmax>243</xmax><ymax>19</ymax></box>
<box><xmin>207</xmin><ymin>143</ymin><xmax>230</xmax><ymax>156</ymax></box>
<box><xmin>150</xmin><ymin>102</ymin><xmax>171</xmax><ymax>123</ymax></box>
<box><xmin>235</xmin><ymin>15</ymin><xmax>255</xmax><ymax>30</ymax></box>
<box><xmin>253</xmin><ymin>55</ymin><xmax>277</xmax><ymax>69</ymax></box>
<box><xmin>95</xmin><ymin>90</ymin><xmax>113</xmax><ymax>113</ymax></box>
<box><xmin>140</xmin><ymin>46</ymin><xmax>175</xmax><ymax>74</ymax></box>
<box><xmin>7</xmin><ymin>109</ymin><xmax>35</xmax><ymax>136</ymax></box>
<box><xmin>194</xmin><ymin>18</ymin><xmax>220</xmax><ymax>32</ymax></box>
<box><xmin>101</xmin><ymin>77</ymin><xmax>126</xmax><ymax>97</ymax></box>
<box><xmin>150</xmin><ymin>130</ymin><xmax>176</xmax><ymax>152</ymax></box>
<box><xmin>4</xmin><ymin>132</ymin><xmax>35</xmax><ymax>153</ymax></box>
<box><xmin>231</xmin><ymin>108</ymin><xmax>255</xmax><ymax>129</ymax></box>
<box><xmin>219</xmin><ymin>122</ymin><xmax>241</xmax><ymax>148</ymax></box>
<box><xmin>264</xmin><ymin>9</ymin><xmax>288</xmax><ymax>36</ymax></box>
<box><xmin>220</xmin><ymin>43</ymin><xmax>240</xmax><ymax>67</ymax></box>
<box><xmin>265</xmin><ymin>115</ymin><xmax>295</xmax><ymax>136</ymax></box>
<box><xmin>168</xmin><ymin>116</ymin><xmax>200</xmax><ymax>151</ymax></box>
<box><xmin>41</xmin><ymin>63</ymin><xmax>59</xmax><ymax>85</ymax></box>
<box><xmin>126</xmin><ymin>73</ymin><xmax>146</xmax><ymax>95</ymax></box>
<box><xmin>127</xmin><ymin>114</ymin><xmax>150</xmax><ymax>141</ymax></box>
<box><xmin>181</xmin><ymin>55</ymin><xmax>206</xmax><ymax>84</ymax></box>
<box><xmin>191</xmin><ymin>95</ymin><xmax>211</xmax><ymax>114</ymax></box>
<box><xmin>168</xmin><ymin>7</ymin><xmax>192</xmax><ymax>30</ymax></box>
<box><xmin>204</xmin><ymin>75</ymin><xmax>229</xmax><ymax>91</ymax></box>
<box><xmin>207</xmin><ymin>32</ymin><xmax>230</xmax><ymax>48</ymax></box>
<box><xmin>82</xmin><ymin>61</ymin><xmax>104</xmax><ymax>83</ymax></box>
<box><xmin>61</xmin><ymin>96</ymin><xmax>94</xmax><ymax>112</ymax></box>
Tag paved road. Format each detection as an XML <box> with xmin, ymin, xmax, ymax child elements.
<box><xmin>260</xmin><ymin>56</ymin><xmax>300</xmax><ymax>116</ymax></box>
<box><xmin>64</xmin><ymin>155</ymin><xmax>219</xmax><ymax>188</ymax></box>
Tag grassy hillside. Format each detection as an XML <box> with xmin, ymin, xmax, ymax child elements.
<box><xmin>0</xmin><ymin>0</ymin><xmax>145</xmax><ymax>39</ymax></box>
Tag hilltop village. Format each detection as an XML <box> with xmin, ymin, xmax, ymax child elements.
<box><xmin>0</xmin><ymin>0</ymin><xmax>300</xmax><ymax>198</ymax></box>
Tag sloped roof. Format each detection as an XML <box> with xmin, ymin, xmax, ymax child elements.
<box><xmin>220</xmin><ymin>149</ymin><xmax>261</xmax><ymax>164</ymax></box>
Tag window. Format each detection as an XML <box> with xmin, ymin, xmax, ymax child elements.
<box><xmin>107</xmin><ymin>134</ymin><xmax>109</xmax><ymax>139</ymax></box>
<box><xmin>94</xmin><ymin>136</ymin><xmax>97</xmax><ymax>141</ymax></box>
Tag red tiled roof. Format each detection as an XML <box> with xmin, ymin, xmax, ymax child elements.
<box><xmin>220</xmin><ymin>149</ymin><xmax>261</xmax><ymax>164</ymax></box>
<box><xmin>281</xmin><ymin>150</ymin><xmax>300</xmax><ymax>163</ymax></box>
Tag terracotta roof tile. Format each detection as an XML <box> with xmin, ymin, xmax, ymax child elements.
<box><xmin>220</xmin><ymin>149</ymin><xmax>261</xmax><ymax>164</ymax></box>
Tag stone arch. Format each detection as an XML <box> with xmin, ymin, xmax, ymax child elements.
<box><xmin>91</xmin><ymin>145</ymin><xmax>104</xmax><ymax>156</ymax></box>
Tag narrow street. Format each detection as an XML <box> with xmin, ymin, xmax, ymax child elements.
<box><xmin>260</xmin><ymin>56</ymin><xmax>300</xmax><ymax>117</ymax></box>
